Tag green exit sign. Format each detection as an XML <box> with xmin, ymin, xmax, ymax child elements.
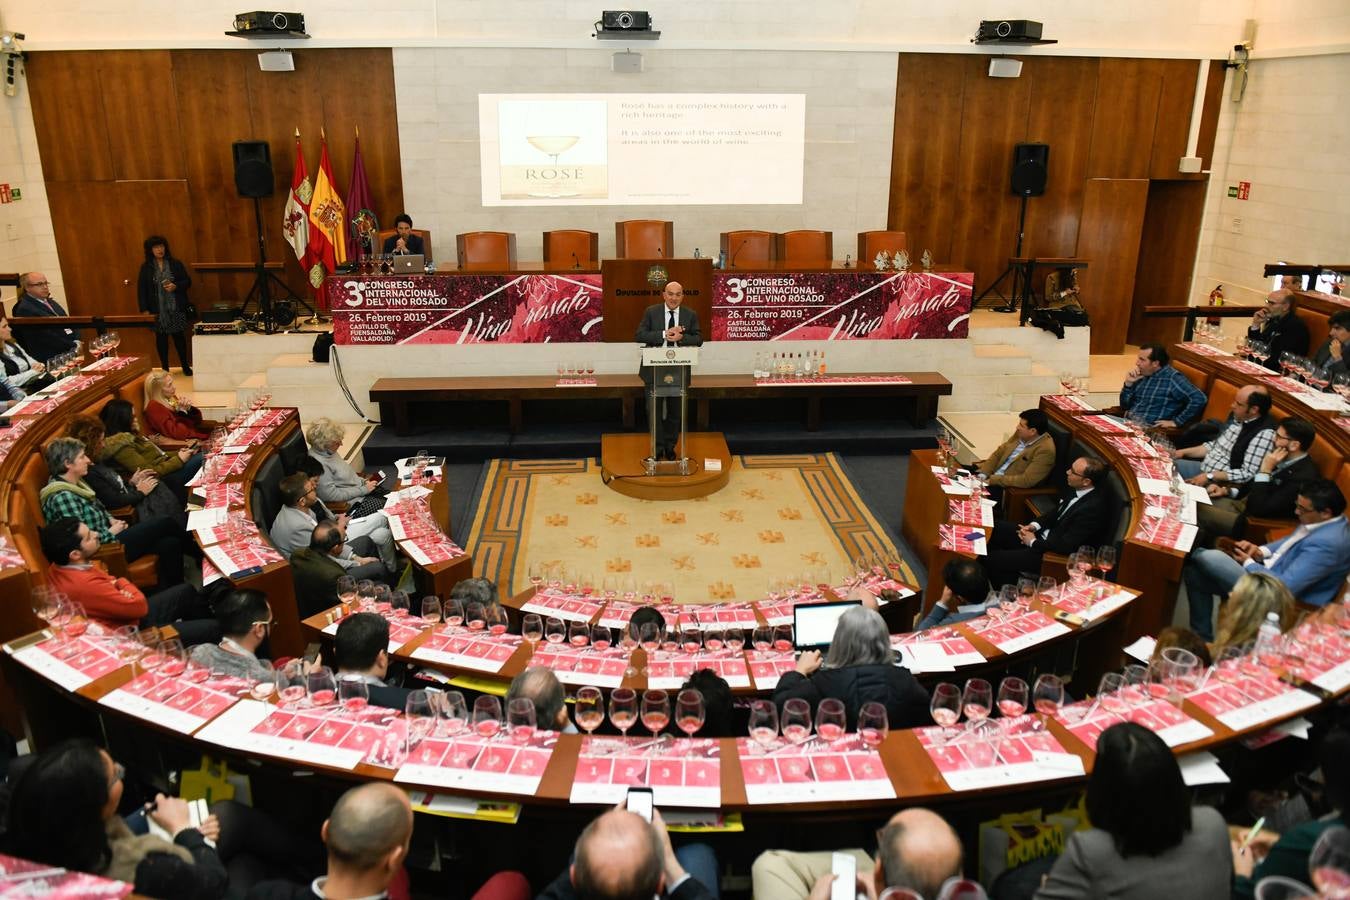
<box><xmin>1227</xmin><ymin>185</ymin><xmax>1239</xmax><ymax>198</ymax></box>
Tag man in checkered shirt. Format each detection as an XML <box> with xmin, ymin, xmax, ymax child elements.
<box><xmin>1170</xmin><ymin>385</ymin><xmax>1276</xmax><ymax>489</ymax></box>
<box><xmin>1119</xmin><ymin>343</ymin><xmax>1206</xmax><ymax>427</ymax></box>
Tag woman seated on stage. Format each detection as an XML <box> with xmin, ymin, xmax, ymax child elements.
<box><xmin>1035</xmin><ymin>722</ymin><xmax>1231</xmax><ymax>899</ymax></box>
<box><xmin>98</xmin><ymin>398</ymin><xmax>203</xmax><ymax>497</ymax></box>
<box><xmin>772</xmin><ymin>605</ymin><xmax>930</xmax><ymax>731</ymax></box>
<box><xmin>306</xmin><ymin>417</ymin><xmax>384</xmax><ymax>505</ymax></box>
<box><xmin>1211</xmin><ymin>571</ymin><xmax>1295</xmax><ymax>657</ymax></box>
<box><xmin>0</xmin><ymin>315</ymin><xmax>52</xmax><ymax>391</ymax></box>
<box><xmin>144</xmin><ymin>370</ymin><xmax>213</xmax><ymax>443</ymax></box>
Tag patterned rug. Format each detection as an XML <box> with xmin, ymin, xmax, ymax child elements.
<box><xmin>464</xmin><ymin>453</ymin><xmax>917</xmax><ymax>603</ymax></box>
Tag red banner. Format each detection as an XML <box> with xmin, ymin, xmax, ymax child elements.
<box><xmin>711</xmin><ymin>270</ymin><xmax>973</xmax><ymax>341</ymax></box>
<box><xmin>329</xmin><ymin>273</ymin><xmax>603</xmax><ymax>345</ymax></box>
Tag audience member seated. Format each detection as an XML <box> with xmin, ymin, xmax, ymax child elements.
<box><xmin>1119</xmin><ymin>343</ymin><xmax>1206</xmax><ymax>428</ymax></box>
<box><xmin>98</xmin><ymin>398</ymin><xmax>203</xmax><ymax>497</ymax></box>
<box><xmin>774</xmin><ymin>605</ymin><xmax>930</xmax><ymax>730</ymax></box>
<box><xmin>40</xmin><ymin>517</ymin><xmax>216</xmax><ymax>645</ymax></box>
<box><xmin>1196</xmin><ymin>417</ymin><xmax>1319</xmax><ymax>543</ymax></box>
<box><xmin>1210</xmin><ymin>572</ymin><xmax>1296</xmax><ymax>657</ymax></box>
<box><xmin>11</xmin><ymin>271</ymin><xmax>77</xmax><ymax>361</ymax></box>
<box><xmin>1182</xmin><ymin>480</ymin><xmax>1350</xmax><ymax>641</ymax></box>
<box><xmin>2</xmin><ymin>738</ymin><xmax>228</xmax><ymax>898</ymax></box>
<box><xmin>973</xmin><ymin>409</ymin><xmax>1055</xmax><ymax>499</ymax></box>
<box><xmin>752</xmin><ymin>807</ymin><xmax>964</xmax><ymax>900</ymax></box>
<box><xmin>1247</xmin><ymin>289</ymin><xmax>1310</xmax><ymax>370</ymax></box>
<box><xmin>188</xmin><ymin>589</ymin><xmax>282</xmax><ymax>682</ymax></box>
<box><xmin>451</xmin><ymin>576</ymin><xmax>502</xmax><ymax>613</ymax></box>
<box><xmin>507</xmin><ymin>667</ymin><xmax>573</xmax><ymax>733</ymax></box>
<box><xmin>539</xmin><ymin>807</ymin><xmax>717</xmax><ymax>900</ymax></box>
<box><xmin>294</xmin><ymin>454</ymin><xmax>397</xmax><ymax>573</ymax></box>
<box><xmin>682</xmin><ymin>669</ymin><xmax>734</xmax><ymax>737</ymax></box>
<box><xmin>333</xmin><ymin>613</ymin><xmax>412</xmax><ymax>711</ymax></box>
<box><xmin>984</xmin><ymin>457</ymin><xmax>1110</xmax><ymax>590</ymax></box>
<box><xmin>1234</xmin><ymin>726</ymin><xmax>1350</xmax><ymax>898</ymax></box>
<box><xmin>144</xmin><ymin>370</ymin><xmax>212</xmax><ymax>442</ymax></box>
<box><xmin>916</xmin><ymin>558</ymin><xmax>993</xmax><ymax>631</ymax></box>
<box><xmin>40</xmin><ymin>437</ymin><xmax>190</xmax><ymax>588</ymax></box>
<box><xmin>1171</xmin><ymin>386</ymin><xmax>1275</xmax><ymax>487</ymax></box>
<box><xmin>0</xmin><ymin>314</ymin><xmax>52</xmax><ymax>391</ymax></box>
<box><xmin>1311</xmin><ymin>309</ymin><xmax>1350</xmax><ymax>379</ymax></box>
<box><xmin>1034</xmin><ymin>722</ymin><xmax>1231</xmax><ymax>899</ymax></box>
<box><xmin>1150</xmin><ymin>626</ymin><xmax>1213</xmax><ymax>668</ymax></box>
<box><xmin>0</xmin><ymin>367</ymin><xmax>24</xmax><ymax>413</ymax></box>
<box><xmin>289</xmin><ymin>522</ymin><xmax>352</xmax><ymax>618</ymax></box>
<box><xmin>271</xmin><ymin>474</ymin><xmax>387</xmax><ymax>582</ymax></box>
<box><xmin>65</xmin><ymin>414</ymin><xmax>186</xmax><ymax>528</ymax></box>
<box><xmin>306</xmin><ymin>418</ymin><xmax>385</xmax><ymax>506</ymax></box>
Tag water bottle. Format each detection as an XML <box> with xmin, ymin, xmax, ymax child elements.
<box><xmin>1253</xmin><ymin>612</ymin><xmax>1282</xmax><ymax>661</ymax></box>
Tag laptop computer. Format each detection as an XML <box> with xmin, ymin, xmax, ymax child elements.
<box><xmin>391</xmin><ymin>254</ymin><xmax>425</xmax><ymax>274</ymax></box>
<box><xmin>792</xmin><ymin>600</ymin><xmax>861</xmax><ymax>652</ymax></box>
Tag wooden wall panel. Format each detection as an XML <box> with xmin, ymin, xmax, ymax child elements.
<box><xmin>887</xmin><ymin>54</ymin><xmax>969</xmax><ymax>264</ymax></box>
<box><xmin>1087</xmin><ymin>59</ymin><xmax>1165</xmax><ymax>179</ymax></box>
<box><xmin>26</xmin><ymin>53</ymin><xmax>114</xmax><ymax>182</ymax></box>
<box><xmin>949</xmin><ymin>61</ymin><xmax>1032</xmax><ymax>295</ymax></box>
<box><xmin>1076</xmin><ymin>179</ymin><xmax>1149</xmax><ymax>354</ymax></box>
<box><xmin>99</xmin><ymin>51</ymin><xmax>184</xmax><ymax>182</ymax></box>
<box><xmin>1024</xmin><ymin>57</ymin><xmax>1099</xmax><ymax>259</ymax></box>
<box><xmin>1149</xmin><ymin>59</ymin><xmax>1207</xmax><ymax>181</ymax></box>
<box><xmin>1195</xmin><ymin>60</ymin><xmax>1227</xmax><ymax>171</ymax></box>
<box><xmin>1128</xmin><ymin>180</ymin><xmax>1208</xmax><ymax>346</ymax></box>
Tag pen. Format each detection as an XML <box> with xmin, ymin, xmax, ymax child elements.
<box><xmin>1238</xmin><ymin>817</ymin><xmax>1265</xmax><ymax>856</ymax></box>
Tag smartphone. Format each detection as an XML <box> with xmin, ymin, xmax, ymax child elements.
<box><xmin>831</xmin><ymin>852</ymin><xmax>856</xmax><ymax>900</ymax></box>
<box><xmin>625</xmin><ymin>787</ymin><xmax>653</xmax><ymax>823</ymax></box>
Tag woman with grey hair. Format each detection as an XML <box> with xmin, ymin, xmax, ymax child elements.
<box><xmin>772</xmin><ymin>605</ymin><xmax>930</xmax><ymax>730</ymax></box>
<box><xmin>305</xmin><ymin>417</ymin><xmax>384</xmax><ymax>505</ymax></box>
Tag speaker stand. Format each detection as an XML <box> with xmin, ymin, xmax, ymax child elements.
<box><xmin>239</xmin><ymin>197</ymin><xmax>314</xmax><ymax>333</ymax></box>
<box><xmin>975</xmin><ymin>193</ymin><xmax>1034</xmax><ymax>315</ymax></box>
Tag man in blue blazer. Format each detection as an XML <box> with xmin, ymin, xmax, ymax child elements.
<box><xmin>1184</xmin><ymin>479</ymin><xmax>1350</xmax><ymax>639</ymax></box>
<box><xmin>635</xmin><ymin>281</ymin><xmax>702</xmax><ymax>461</ymax></box>
<box><xmin>11</xmin><ymin>272</ymin><xmax>76</xmax><ymax>362</ymax></box>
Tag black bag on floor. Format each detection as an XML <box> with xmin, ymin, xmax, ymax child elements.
<box><xmin>312</xmin><ymin>332</ymin><xmax>334</xmax><ymax>363</ymax></box>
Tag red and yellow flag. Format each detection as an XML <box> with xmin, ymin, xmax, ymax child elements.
<box><xmin>306</xmin><ymin>134</ymin><xmax>347</xmax><ymax>306</ymax></box>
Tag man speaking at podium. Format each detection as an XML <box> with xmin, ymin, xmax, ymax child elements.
<box><xmin>636</xmin><ymin>281</ymin><xmax>702</xmax><ymax>461</ymax></box>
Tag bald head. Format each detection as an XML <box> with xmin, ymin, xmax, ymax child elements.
<box><xmin>20</xmin><ymin>272</ymin><xmax>50</xmax><ymax>298</ymax></box>
<box><xmin>507</xmin><ymin>666</ymin><xmax>566</xmax><ymax>729</ymax></box>
<box><xmin>662</xmin><ymin>282</ymin><xmax>684</xmax><ymax>309</ymax></box>
<box><xmin>572</xmin><ymin>809</ymin><xmax>663</xmax><ymax>900</ymax></box>
<box><xmin>875</xmin><ymin>808</ymin><xmax>963</xmax><ymax>898</ymax></box>
<box><xmin>324</xmin><ymin>783</ymin><xmax>413</xmax><ymax>871</ymax></box>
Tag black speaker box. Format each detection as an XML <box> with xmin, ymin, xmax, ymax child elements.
<box><xmin>601</xmin><ymin>10</ymin><xmax>651</xmax><ymax>30</ymax></box>
<box><xmin>232</xmin><ymin>140</ymin><xmax>274</xmax><ymax>198</ymax></box>
<box><xmin>1011</xmin><ymin>143</ymin><xmax>1049</xmax><ymax>197</ymax></box>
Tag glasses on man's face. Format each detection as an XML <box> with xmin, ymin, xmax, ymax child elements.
<box><xmin>28</xmin><ymin>281</ymin><xmax>48</xmax><ymax>288</ymax></box>
<box><xmin>110</xmin><ymin>762</ymin><xmax>125</xmax><ymax>786</ymax></box>
<box><xmin>1294</xmin><ymin>502</ymin><xmax>1317</xmax><ymax>515</ymax></box>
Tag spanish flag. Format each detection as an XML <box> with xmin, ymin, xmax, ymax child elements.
<box><xmin>306</xmin><ymin>134</ymin><xmax>346</xmax><ymax>307</ymax></box>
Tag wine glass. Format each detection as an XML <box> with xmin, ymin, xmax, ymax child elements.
<box><xmin>1031</xmin><ymin>674</ymin><xmax>1064</xmax><ymax>728</ymax></box>
<box><xmin>307</xmin><ymin>666</ymin><xmax>337</xmax><ymax>707</ymax></box>
<box><xmin>815</xmin><ymin>697</ymin><xmax>846</xmax><ymax>742</ymax></box>
<box><xmin>751</xmin><ymin>625</ymin><xmax>773</xmax><ymax>653</ymax></box>
<box><xmin>747</xmin><ymin>699</ymin><xmax>779</xmax><ymax>753</ymax></box>
<box><xmin>1097</xmin><ymin>672</ymin><xmax>1129</xmax><ymax>715</ymax></box>
<box><xmin>962</xmin><ymin>678</ymin><xmax>992</xmax><ymax>723</ymax></box>
<box><xmin>336</xmin><ymin>576</ymin><xmax>357</xmax><ymax>609</ymax></box>
<box><xmin>1162</xmin><ymin>646</ymin><xmax>1202</xmax><ymax>694</ymax></box>
<box><xmin>275</xmin><ymin>668</ymin><xmax>307</xmax><ymax>708</ymax></box>
<box><xmin>676</xmin><ymin>689</ymin><xmax>705</xmax><ymax>752</ymax></box>
<box><xmin>405</xmin><ymin>691</ymin><xmax>436</xmax><ymax>747</ymax></box>
<box><xmin>781</xmin><ymin>698</ymin><xmax>813</xmax><ymax>744</ymax></box>
<box><xmin>507</xmin><ymin>697</ymin><xmax>537</xmax><ymax>744</ymax></box>
<box><xmin>521</xmin><ymin>613</ymin><xmax>544</xmax><ymax>646</ymax></box>
<box><xmin>338</xmin><ymin>674</ymin><xmax>370</xmax><ymax>713</ymax></box>
<box><xmin>724</xmin><ymin>627</ymin><xmax>745</xmax><ymax>653</ymax></box>
<box><xmin>434</xmin><ymin>690</ymin><xmax>468</xmax><ymax>738</ymax></box>
<box><xmin>544</xmin><ymin>616</ymin><xmax>566</xmax><ymax>645</ymax></box>
<box><xmin>575</xmin><ymin>686</ymin><xmax>604</xmax><ymax>736</ymax></box>
<box><xmin>857</xmin><ymin>702</ymin><xmax>888</xmax><ymax>752</ymax></box>
<box><xmin>568</xmin><ymin>621</ymin><xmax>590</xmax><ymax>648</ymax></box>
<box><xmin>1308</xmin><ymin>824</ymin><xmax>1350</xmax><ymax>894</ymax></box>
<box><xmin>772</xmin><ymin>625</ymin><xmax>794</xmax><ymax>652</ymax></box>
<box><xmin>1036</xmin><ymin>576</ymin><xmax>1058</xmax><ymax>603</ymax></box>
<box><xmin>388</xmin><ymin>590</ymin><xmax>410</xmax><ymax>616</ymax></box>
<box><xmin>485</xmin><ymin>605</ymin><xmax>509</xmax><ymax>636</ymax></box>
<box><xmin>930</xmin><ymin>683</ymin><xmax>962</xmax><ymax>742</ymax></box>
<box><xmin>996</xmin><ymin>676</ymin><xmax>1029</xmax><ymax>719</ymax></box>
<box><xmin>465</xmin><ymin>602</ymin><xmax>486</xmax><ymax>631</ymax></box>
<box><xmin>590</xmin><ymin>624</ymin><xmax>613</xmax><ymax>651</ymax></box>
<box><xmin>443</xmin><ymin>597</ymin><xmax>464</xmax><ymax>629</ymax></box>
<box><xmin>641</xmin><ymin>689</ymin><xmax>670</xmax><ymax>738</ymax></box>
<box><xmin>156</xmin><ymin>638</ymin><xmax>186</xmax><ymax>677</ymax></box>
<box><xmin>609</xmin><ymin>688</ymin><xmax>637</xmax><ymax>739</ymax></box>
<box><xmin>421</xmin><ymin>596</ymin><xmax>442</xmax><ymax>624</ymax></box>
<box><xmin>679</xmin><ymin>627</ymin><xmax>702</xmax><ymax>654</ymax></box>
<box><xmin>703</xmin><ymin>626</ymin><xmax>725</xmax><ymax>652</ymax></box>
<box><xmin>472</xmin><ymin>695</ymin><xmax>503</xmax><ymax>739</ymax></box>
<box><xmin>1095</xmin><ymin>546</ymin><xmax>1117</xmax><ymax>579</ymax></box>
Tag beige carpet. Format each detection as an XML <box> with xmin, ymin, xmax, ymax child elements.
<box><xmin>465</xmin><ymin>453</ymin><xmax>916</xmax><ymax>603</ymax></box>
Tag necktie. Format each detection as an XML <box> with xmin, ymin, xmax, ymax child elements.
<box><xmin>667</xmin><ymin>309</ymin><xmax>676</xmax><ymax>346</ymax></box>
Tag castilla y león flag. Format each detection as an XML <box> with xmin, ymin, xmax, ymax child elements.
<box><xmin>281</xmin><ymin>131</ymin><xmax>311</xmax><ymax>267</ymax></box>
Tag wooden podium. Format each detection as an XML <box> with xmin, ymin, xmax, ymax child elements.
<box><xmin>600</xmin><ymin>258</ymin><xmax>713</xmax><ymax>343</ymax></box>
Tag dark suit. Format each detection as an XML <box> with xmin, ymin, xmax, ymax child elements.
<box><xmin>1197</xmin><ymin>454</ymin><xmax>1320</xmax><ymax>541</ymax></box>
<box><xmin>986</xmin><ymin>487</ymin><xmax>1110</xmax><ymax>587</ymax></box>
<box><xmin>11</xmin><ymin>292</ymin><xmax>76</xmax><ymax>362</ymax></box>
<box><xmin>1247</xmin><ymin>312</ymin><xmax>1309</xmax><ymax>370</ymax></box>
<box><xmin>636</xmin><ymin>303</ymin><xmax>703</xmax><ymax>458</ymax></box>
<box><xmin>382</xmin><ymin>232</ymin><xmax>424</xmax><ymax>255</ymax></box>
<box><xmin>1312</xmin><ymin>338</ymin><xmax>1349</xmax><ymax>379</ymax></box>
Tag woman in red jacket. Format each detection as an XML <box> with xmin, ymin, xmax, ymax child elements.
<box><xmin>144</xmin><ymin>370</ymin><xmax>212</xmax><ymax>442</ymax></box>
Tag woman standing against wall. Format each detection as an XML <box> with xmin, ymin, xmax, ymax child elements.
<box><xmin>136</xmin><ymin>235</ymin><xmax>195</xmax><ymax>375</ymax></box>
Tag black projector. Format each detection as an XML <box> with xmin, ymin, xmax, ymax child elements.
<box><xmin>233</xmin><ymin>11</ymin><xmax>306</xmax><ymax>34</ymax></box>
<box><xmin>975</xmin><ymin>19</ymin><xmax>1043</xmax><ymax>42</ymax></box>
<box><xmin>601</xmin><ymin>10</ymin><xmax>651</xmax><ymax>31</ymax></box>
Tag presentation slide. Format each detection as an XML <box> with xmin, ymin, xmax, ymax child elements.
<box><xmin>478</xmin><ymin>93</ymin><xmax>805</xmax><ymax>206</ymax></box>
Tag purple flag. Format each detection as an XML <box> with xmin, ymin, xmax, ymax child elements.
<box><xmin>344</xmin><ymin>134</ymin><xmax>378</xmax><ymax>261</ymax></box>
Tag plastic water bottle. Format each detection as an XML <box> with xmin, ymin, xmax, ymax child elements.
<box><xmin>1253</xmin><ymin>612</ymin><xmax>1282</xmax><ymax>660</ymax></box>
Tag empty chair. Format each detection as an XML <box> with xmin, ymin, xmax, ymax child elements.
<box><xmin>777</xmin><ymin>230</ymin><xmax>834</xmax><ymax>267</ymax></box>
<box><xmin>720</xmin><ymin>230</ymin><xmax>776</xmax><ymax>268</ymax></box>
<box><xmin>375</xmin><ymin>228</ymin><xmax>433</xmax><ymax>262</ymax></box>
<box><xmin>456</xmin><ymin>231</ymin><xmax>518</xmax><ymax>268</ymax></box>
<box><xmin>615</xmin><ymin>220</ymin><xmax>674</xmax><ymax>259</ymax></box>
<box><xmin>542</xmin><ymin>230</ymin><xmax>600</xmax><ymax>269</ymax></box>
<box><xmin>857</xmin><ymin>230</ymin><xmax>908</xmax><ymax>265</ymax></box>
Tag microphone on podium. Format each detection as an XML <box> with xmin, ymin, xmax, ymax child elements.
<box><xmin>655</xmin><ymin>246</ymin><xmax>663</xmax><ymax>258</ymax></box>
<box><xmin>571</xmin><ymin>251</ymin><xmax>580</xmax><ymax>270</ymax></box>
<box><xmin>729</xmin><ymin>239</ymin><xmax>749</xmax><ymax>269</ymax></box>
<box><xmin>844</xmin><ymin>254</ymin><xmax>851</xmax><ymax>269</ymax></box>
